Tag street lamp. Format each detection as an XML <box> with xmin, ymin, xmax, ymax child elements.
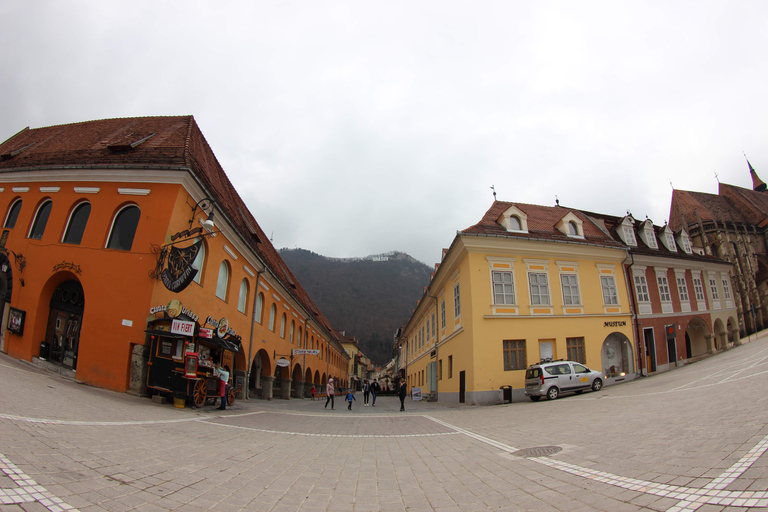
<box><xmin>189</xmin><ymin>197</ymin><xmax>216</xmax><ymax>232</ymax></box>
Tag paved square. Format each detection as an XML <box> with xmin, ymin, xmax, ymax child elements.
<box><xmin>3</xmin><ymin>334</ymin><xmax>768</xmax><ymax>511</ymax></box>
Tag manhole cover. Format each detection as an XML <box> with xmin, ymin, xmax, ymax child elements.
<box><xmin>513</xmin><ymin>446</ymin><xmax>562</xmax><ymax>458</ymax></box>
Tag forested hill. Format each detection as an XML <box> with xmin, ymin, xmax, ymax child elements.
<box><xmin>278</xmin><ymin>249</ymin><xmax>433</xmax><ymax>365</ymax></box>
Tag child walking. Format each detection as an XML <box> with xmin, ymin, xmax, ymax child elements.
<box><xmin>346</xmin><ymin>389</ymin><xmax>356</xmax><ymax>410</ymax></box>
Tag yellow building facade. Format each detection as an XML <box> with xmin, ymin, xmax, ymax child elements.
<box><xmin>399</xmin><ymin>201</ymin><xmax>634</xmax><ymax>405</ymax></box>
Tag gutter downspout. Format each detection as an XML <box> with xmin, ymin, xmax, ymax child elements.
<box><xmin>303</xmin><ymin>317</ymin><xmax>310</xmax><ymax>392</ymax></box>
<box><xmin>246</xmin><ymin>269</ymin><xmax>265</xmax><ymax>400</ymax></box>
<box><xmin>623</xmin><ymin>250</ymin><xmax>644</xmax><ymax>376</ymax></box>
<box><xmin>428</xmin><ymin>293</ymin><xmax>439</xmax><ymax>401</ymax></box>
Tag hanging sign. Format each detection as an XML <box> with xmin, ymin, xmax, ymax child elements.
<box><xmin>198</xmin><ymin>328</ymin><xmax>213</xmax><ymax>339</ymax></box>
<box><xmin>292</xmin><ymin>349</ymin><xmax>320</xmax><ymax>356</ymax></box>
<box><xmin>160</xmin><ymin>241</ymin><xmax>201</xmax><ymax>293</ymax></box>
<box><xmin>276</xmin><ymin>358</ymin><xmax>290</xmax><ymax>367</ymax></box>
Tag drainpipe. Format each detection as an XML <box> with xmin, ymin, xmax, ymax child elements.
<box><xmin>303</xmin><ymin>316</ymin><xmax>310</xmax><ymax>392</ymax></box>
<box><xmin>623</xmin><ymin>250</ymin><xmax>644</xmax><ymax>376</ymax></box>
<box><xmin>246</xmin><ymin>269</ymin><xmax>265</xmax><ymax>400</ymax></box>
<box><xmin>428</xmin><ymin>293</ymin><xmax>439</xmax><ymax>401</ymax></box>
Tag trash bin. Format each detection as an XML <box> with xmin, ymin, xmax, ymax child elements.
<box><xmin>39</xmin><ymin>341</ymin><xmax>49</xmax><ymax>360</ymax></box>
<box><xmin>500</xmin><ymin>385</ymin><xmax>512</xmax><ymax>404</ymax></box>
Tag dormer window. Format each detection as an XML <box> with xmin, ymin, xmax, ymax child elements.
<box><xmin>556</xmin><ymin>212</ymin><xmax>584</xmax><ymax>238</ymax></box>
<box><xmin>637</xmin><ymin>220</ymin><xmax>657</xmax><ymax>249</ymax></box>
<box><xmin>679</xmin><ymin>232</ymin><xmax>692</xmax><ymax>254</ymax></box>
<box><xmin>623</xmin><ymin>226</ymin><xmax>637</xmax><ymax>246</ymax></box>
<box><xmin>498</xmin><ymin>205</ymin><xmax>528</xmax><ymax>233</ymax></box>
<box><xmin>615</xmin><ymin>216</ymin><xmax>637</xmax><ymax>246</ymax></box>
<box><xmin>666</xmin><ymin>232</ymin><xmax>677</xmax><ymax>252</ymax></box>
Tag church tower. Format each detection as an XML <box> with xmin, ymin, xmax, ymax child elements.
<box><xmin>747</xmin><ymin>157</ymin><xmax>767</xmax><ymax>192</ymax></box>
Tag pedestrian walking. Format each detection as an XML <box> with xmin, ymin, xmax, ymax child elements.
<box><xmin>398</xmin><ymin>378</ymin><xmax>407</xmax><ymax>412</ymax></box>
<box><xmin>371</xmin><ymin>378</ymin><xmax>381</xmax><ymax>407</ymax></box>
<box><xmin>325</xmin><ymin>378</ymin><xmax>335</xmax><ymax>410</ymax></box>
<box><xmin>310</xmin><ymin>385</ymin><xmax>316</xmax><ymax>401</ymax></box>
<box><xmin>346</xmin><ymin>389</ymin><xmax>356</xmax><ymax>410</ymax></box>
<box><xmin>363</xmin><ymin>380</ymin><xmax>371</xmax><ymax>406</ymax></box>
<box><xmin>215</xmin><ymin>364</ymin><xmax>230</xmax><ymax>411</ymax></box>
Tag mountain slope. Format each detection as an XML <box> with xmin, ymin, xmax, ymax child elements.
<box><xmin>278</xmin><ymin>249</ymin><xmax>432</xmax><ymax>365</ymax></box>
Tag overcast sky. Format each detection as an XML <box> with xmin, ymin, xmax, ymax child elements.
<box><xmin>2</xmin><ymin>1</ymin><xmax>767</xmax><ymax>265</ymax></box>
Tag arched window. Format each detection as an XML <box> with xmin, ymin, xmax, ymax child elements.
<box><xmin>298</xmin><ymin>326</ymin><xmax>303</xmax><ymax>347</ymax></box>
<box><xmin>289</xmin><ymin>321</ymin><xmax>295</xmax><ymax>344</ymax></box>
<box><xmin>28</xmin><ymin>200</ymin><xmax>52</xmax><ymax>240</ymax></box>
<box><xmin>280</xmin><ymin>313</ymin><xmax>287</xmax><ymax>338</ymax></box>
<box><xmin>568</xmin><ymin>221</ymin><xmax>578</xmax><ymax>235</ymax></box>
<box><xmin>268</xmin><ymin>304</ymin><xmax>277</xmax><ymax>331</ymax></box>
<box><xmin>509</xmin><ymin>215</ymin><xmax>521</xmax><ymax>230</ymax></box>
<box><xmin>215</xmin><ymin>261</ymin><xmax>229</xmax><ymax>300</ymax></box>
<box><xmin>192</xmin><ymin>242</ymin><xmax>205</xmax><ymax>284</ymax></box>
<box><xmin>238</xmin><ymin>279</ymin><xmax>249</xmax><ymax>313</ymax></box>
<box><xmin>4</xmin><ymin>199</ymin><xmax>22</xmax><ymax>228</ymax></box>
<box><xmin>106</xmin><ymin>205</ymin><xmax>140</xmax><ymax>250</ymax></box>
<box><xmin>255</xmin><ymin>293</ymin><xmax>264</xmax><ymax>324</ymax></box>
<box><xmin>62</xmin><ymin>202</ymin><xmax>91</xmax><ymax>245</ymax></box>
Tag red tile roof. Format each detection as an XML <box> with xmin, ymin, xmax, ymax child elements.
<box><xmin>0</xmin><ymin>116</ymin><xmax>339</xmax><ymax>343</ymax></box>
<box><xmin>462</xmin><ymin>201</ymin><xmax>625</xmax><ymax>249</ymax></box>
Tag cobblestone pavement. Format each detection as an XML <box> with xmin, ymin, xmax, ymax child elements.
<box><xmin>3</xmin><ymin>333</ymin><xmax>768</xmax><ymax>511</ymax></box>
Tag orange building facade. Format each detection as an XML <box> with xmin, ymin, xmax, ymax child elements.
<box><xmin>0</xmin><ymin>116</ymin><xmax>349</xmax><ymax>400</ymax></box>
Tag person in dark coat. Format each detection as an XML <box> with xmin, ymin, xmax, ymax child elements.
<box><xmin>398</xmin><ymin>379</ymin><xmax>407</xmax><ymax>412</ymax></box>
<box><xmin>371</xmin><ymin>378</ymin><xmax>381</xmax><ymax>407</ymax></box>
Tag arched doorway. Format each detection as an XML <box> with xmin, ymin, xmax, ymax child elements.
<box><xmin>601</xmin><ymin>332</ymin><xmax>633</xmax><ymax>380</ymax></box>
<box><xmin>45</xmin><ymin>280</ymin><xmax>85</xmax><ymax>369</ymax></box>
<box><xmin>685</xmin><ymin>317</ymin><xmax>711</xmax><ymax>358</ymax></box>
<box><xmin>249</xmin><ymin>349</ymin><xmax>272</xmax><ymax>399</ymax></box>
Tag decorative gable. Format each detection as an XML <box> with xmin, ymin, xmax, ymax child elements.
<box><xmin>497</xmin><ymin>205</ymin><xmax>528</xmax><ymax>233</ymax></box>
<box><xmin>555</xmin><ymin>211</ymin><xmax>584</xmax><ymax>238</ymax></box>
<box><xmin>638</xmin><ymin>219</ymin><xmax>658</xmax><ymax>249</ymax></box>
<box><xmin>617</xmin><ymin>216</ymin><xmax>637</xmax><ymax>246</ymax></box>
<box><xmin>659</xmin><ymin>225</ymin><xmax>677</xmax><ymax>252</ymax></box>
<box><xmin>676</xmin><ymin>228</ymin><xmax>692</xmax><ymax>254</ymax></box>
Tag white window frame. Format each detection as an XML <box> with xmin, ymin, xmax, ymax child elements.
<box><xmin>215</xmin><ymin>261</ymin><xmax>229</xmax><ymax>300</ymax></box>
<box><xmin>601</xmin><ymin>275</ymin><xmax>619</xmax><ymax>305</ymax></box>
<box><xmin>676</xmin><ymin>276</ymin><xmax>689</xmax><ymax>302</ymax></box>
<box><xmin>237</xmin><ymin>279</ymin><xmax>248</xmax><ymax>313</ymax></box>
<box><xmin>492</xmin><ymin>270</ymin><xmax>516</xmax><ymax>305</ymax></box>
<box><xmin>634</xmin><ymin>275</ymin><xmax>650</xmax><ymax>303</ymax></box>
<box><xmin>560</xmin><ymin>273</ymin><xmax>581</xmax><ymax>305</ymax></box>
<box><xmin>528</xmin><ymin>272</ymin><xmax>551</xmax><ymax>305</ymax></box>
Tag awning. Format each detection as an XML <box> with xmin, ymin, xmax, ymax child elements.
<box><xmin>144</xmin><ymin>329</ymin><xmax>187</xmax><ymax>339</ymax></box>
<box><xmin>198</xmin><ymin>335</ymin><xmax>242</xmax><ymax>353</ymax></box>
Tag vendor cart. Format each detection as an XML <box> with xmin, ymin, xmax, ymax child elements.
<box><xmin>145</xmin><ymin>320</ymin><xmax>242</xmax><ymax>407</ymax></box>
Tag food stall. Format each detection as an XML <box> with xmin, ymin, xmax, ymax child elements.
<box><xmin>145</xmin><ymin>315</ymin><xmax>242</xmax><ymax>407</ymax></box>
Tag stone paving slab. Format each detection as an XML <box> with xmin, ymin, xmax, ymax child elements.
<box><xmin>4</xmin><ymin>333</ymin><xmax>768</xmax><ymax>511</ymax></box>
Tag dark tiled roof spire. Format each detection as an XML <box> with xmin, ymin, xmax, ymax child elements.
<box><xmin>746</xmin><ymin>155</ymin><xmax>767</xmax><ymax>192</ymax></box>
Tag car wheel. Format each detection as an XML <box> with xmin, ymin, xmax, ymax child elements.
<box><xmin>547</xmin><ymin>387</ymin><xmax>559</xmax><ymax>400</ymax></box>
<box><xmin>592</xmin><ymin>379</ymin><xmax>603</xmax><ymax>392</ymax></box>
<box><xmin>529</xmin><ymin>396</ymin><xmax>541</xmax><ymax>402</ymax></box>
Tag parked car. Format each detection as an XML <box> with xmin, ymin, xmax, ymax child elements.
<box><xmin>524</xmin><ymin>359</ymin><xmax>603</xmax><ymax>401</ymax></box>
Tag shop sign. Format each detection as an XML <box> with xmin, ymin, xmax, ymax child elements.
<box><xmin>160</xmin><ymin>241</ymin><xmax>202</xmax><ymax>293</ymax></box>
<box><xmin>149</xmin><ymin>302</ymin><xmax>199</xmax><ymax>323</ymax></box>
<box><xmin>604</xmin><ymin>321</ymin><xmax>627</xmax><ymax>327</ymax></box>
<box><xmin>276</xmin><ymin>358</ymin><xmax>290</xmax><ymax>367</ymax></box>
<box><xmin>171</xmin><ymin>319</ymin><xmax>195</xmax><ymax>336</ymax></box>
<box><xmin>205</xmin><ymin>316</ymin><xmax>236</xmax><ymax>337</ymax></box>
<box><xmin>198</xmin><ymin>328</ymin><xmax>213</xmax><ymax>339</ymax></box>
<box><xmin>292</xmin><ymin>349</ymin><xmax>320</xmax><ymax>356</ymax></box>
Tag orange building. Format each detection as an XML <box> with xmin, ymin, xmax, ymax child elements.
<box><xmin>0</xmin><ymin>116</ymin><xmax>349</xmax><ymax>400</ymax></box>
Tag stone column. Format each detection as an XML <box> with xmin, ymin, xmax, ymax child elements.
<box><xmin>705</xmin><ymin>334</ymin><xmax>716</xmax><ymax>355</ymax></box>
<box><xmin>260</xmin><ymin>375</ymin><xmax>275</xmax><ymax>400</ymax></box>
<box><xmin>280</xmin><ymin>378</ymin><xmax>293</xmax><ymax>399</ymax></box>
<box><xmin>293</xmin><ymin>380</ymin><xmax>305</xmax><ymax>399</ymax></box>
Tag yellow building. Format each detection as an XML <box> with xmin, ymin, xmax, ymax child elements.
<box><xmin>398</xmin><ymin>201</ymin><xmax>634</xmax><ymax>405</ymax></box>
